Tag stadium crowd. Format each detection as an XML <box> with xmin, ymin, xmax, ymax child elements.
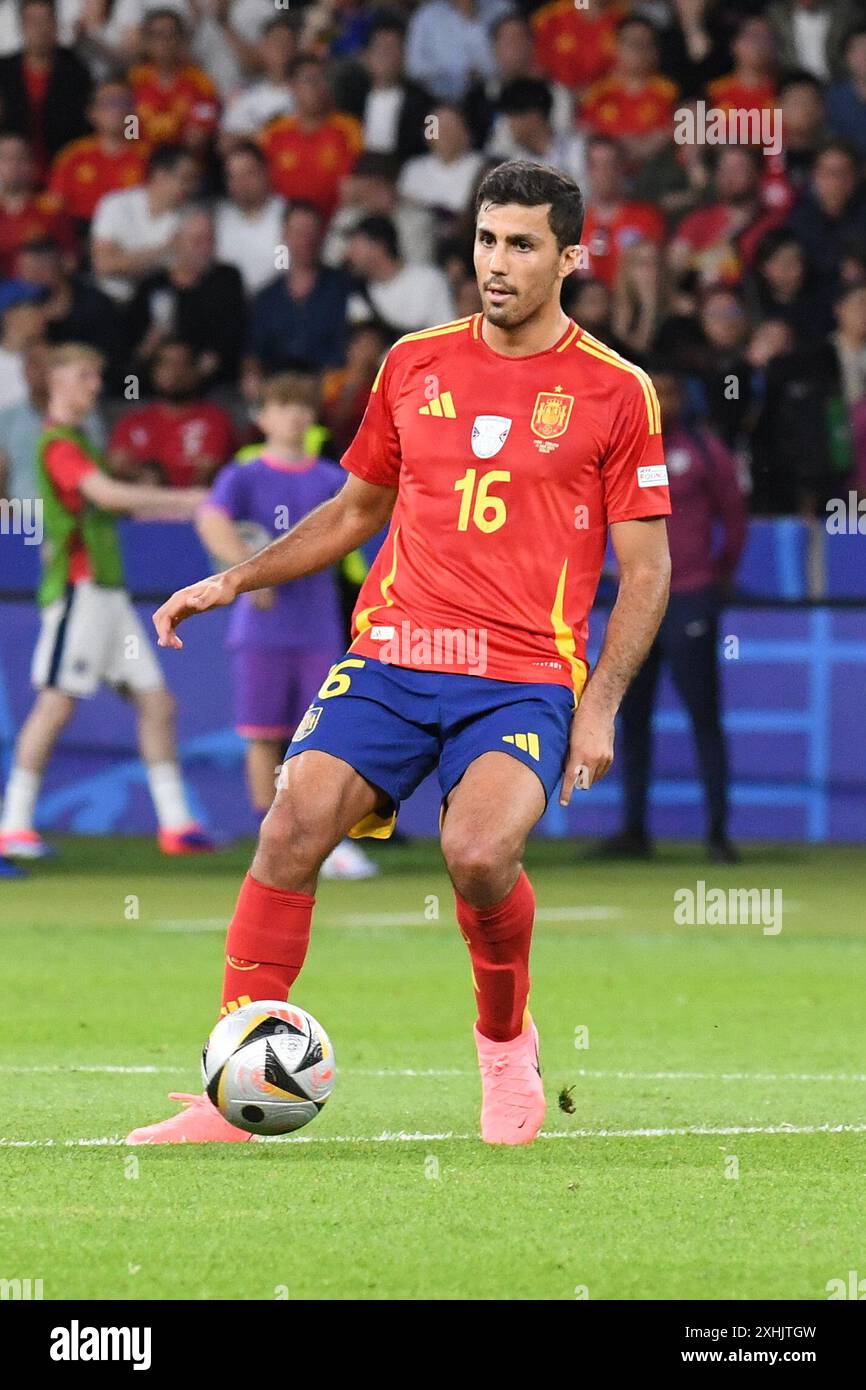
<box><xmin>1</xmin><ymin>0</ymin><xmax>866</xmax><ymax>518</ymax></box>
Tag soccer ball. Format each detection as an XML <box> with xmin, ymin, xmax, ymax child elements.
<box><xmin>201</xmin><ymin>1000</ymin><xmax>335</xmax><ymax>1136</ymax></box>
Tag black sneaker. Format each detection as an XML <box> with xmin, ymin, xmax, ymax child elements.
<box><xmin>593</xmin><ymin>829</ymin><xmax>654</xmax><ymax>859</ymax></box>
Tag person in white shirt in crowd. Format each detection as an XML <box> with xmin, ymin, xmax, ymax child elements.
<box><xmin>405</xmin><ymin>0</ymin><xmax>511</xmax><ymax>102</ymax></box>
<box><xmin>220</xmin><ymin>13</ymin><xmax>298</xmax><ymax>144</ymax></box>
<box><xmin>485</xmin><ymin>78</ymin><xmax>586</xmax><ymax>186</ymax></box>
<box><xmin>0</xmin><ymin>293</ymin><xmax>45</xmax><ymax>411</ymax></box>
<box><xmin>332</xmin><ymin>15</ymin><xmax>433</xmax><ymax>164</ymax></box>
<box><xmin>90</xmin><ymin>143</ymin><xmax>198</xmax><ymax>303</ymax></box>
<box><xmin>397</xmin><ymin>104</ymin><xmax>484</xmax><ymax>218</ymax></box>
<box><xmin>344</xmin><ymin>213</ymin><xmax>455</xmax><ymax>333</ymax></box>
<box><xmin>767</xmin><ymin>0</ymin><xmax>860</xmax><ymax>84</ymax></box>
<box><xmin>322</xmin><ymin>152</ymin><xmax>434</xmax><ymax>269</ymax></box>
<box><xmin>214</xmin><ymin>141</ymin><xmax>286</xmax><ymax>295</ymax></box>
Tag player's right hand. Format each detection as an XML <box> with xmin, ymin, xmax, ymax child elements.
<box><xmin>153</xmin><ymin>573</ymin><xmax>237</xmax><ymax>648</ymax></box>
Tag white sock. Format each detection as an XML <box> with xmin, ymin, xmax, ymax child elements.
<box><xmin>1</xmin><ymin>767</ymin><xmax>41</xmax><ymax>834</ymax></box>
<box><xmin>146</xmin><ymin>761</ymin><xmax>194</xmax><ymax>832</ymax></box>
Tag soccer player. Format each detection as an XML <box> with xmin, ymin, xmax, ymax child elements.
<box><xmin>129</xmin><ymin>161</ymin><xmax>672</xmax><ymax>1147</ymax></box>
<box><xmin>195</xmin><ymin>373</ymin><xmax>376</xmax><ymax>881</ymax></box>
<box><xmin>0</xmin><ymin>344</ymin><xmax>213</xmax><ymax>860</ymax></box>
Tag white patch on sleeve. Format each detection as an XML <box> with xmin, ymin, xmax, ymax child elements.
<box><xmin>637</xmin><ymin>464</ymin><xmax>669</xmax><ymax>488</ymax></box>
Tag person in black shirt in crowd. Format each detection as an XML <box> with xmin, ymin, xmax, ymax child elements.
<box><xmin>125</xmin><ymin>206</ymin><xmax>246</xmax><ymax>391</ymax></box>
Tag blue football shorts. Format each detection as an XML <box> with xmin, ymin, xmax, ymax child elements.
<box><xmin>282</xmin><ymin>655</ymin><xmax>577</xmax><ymax>839</ymax></box>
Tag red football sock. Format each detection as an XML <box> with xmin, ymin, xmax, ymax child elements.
<box><xmin>221</xmin><ymin>873</ymin><xmax>314</xmax><ymax>1014</ymax></box>
<box><xmin>454</xmin><ymin>870</ymin><xmax>535</xmax><ymax>1043</ymax></box>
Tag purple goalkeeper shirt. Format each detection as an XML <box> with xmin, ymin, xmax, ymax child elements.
<box><xmin>205</xmin><ymin>453</ymin><xmax>345</xmax><ymax>650</ymax></box>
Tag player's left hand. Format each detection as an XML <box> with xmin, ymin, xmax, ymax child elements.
<box><xmin>559</xmin><ymin>704</ymin><xmax>615</xmax><ymax>804</ymax></box>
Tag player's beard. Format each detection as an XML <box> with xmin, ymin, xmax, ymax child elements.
<box><xmin>482</xmin><ymin>281</ymin><xmax>552</xmax><ymax>331</ymax></box>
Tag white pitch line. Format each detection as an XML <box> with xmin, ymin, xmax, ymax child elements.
<box><xmin>2</xmin><ymin>1064</ymin><xmax>866</xmax><ymax>1083</ymax></box>
<box><xmin>3</xmin><ymin>1122</ymin><xmax>866</xmax><ymax>1150</ymax></box>
<box><xmin>151</xmin><ymin>905</ymin><xmax>624</xmax><ymax>932</ymax></box>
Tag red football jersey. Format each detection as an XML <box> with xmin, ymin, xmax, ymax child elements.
<box><xmin>109</xmin><ymin>403</ymin><xmax>235</xmax><ymax>488</ymax></box>
<box><xmin>259</xmin><ymin>114</ymin><xmax>362</xmax><ymax>217</ymax></box>
<box><xmin>129</xmin><ymin>64</ymin><xmax>220</xmax><ymax>146</ymax></box>
<box><xmin>342</xmin><ymin>314</ymin><xmax>669</xmax><ymax>692</ymax></box>
<box><xmin>581</xmin><ymin>76</ymin><xmax>678</xmax><ymax>137</ymax></box>
<box><xmin>0</xmin><ymin>193</ymin><xmax>75</xmax><ymax>274</ymax></box>
<box><xmin>49</xmin><ymin>136</ymin><xmax>147</xmax><ymax>221</ymax></box>
<box><xmin>580</xmin><ymin>201</ymin><xmax>666</xmax><ymax>286</ymax></box>
<box><xmin>705</xmin><ymin>74</ymin><xmax>777</xmax><ymax>115</ymax></box>
<box><xmin>532</xmin><ymin>0</ymin><xmax>624</xmax><ymax>90</ymax></box>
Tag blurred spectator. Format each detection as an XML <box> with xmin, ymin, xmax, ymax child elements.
<box><xmin>320</xmin><ymin>320</ymin><xmax>390</xmax><ymax>459</ymax></box>
<box><xmin>485</xmin><ymin>78</ymin><xmax>586</xmax><ymax>184</ymax></box>
<box><xmin>745</xmin><ymin>227</ymin><xmax>831</xmax><ymax>343</ymax></box>
<box><xmin>108</xmin><ymin>337</ymin><xmax>235</xmax><ymax>486</ymax></box>
<box><xmin>830</xmin><ymin>281</ymin><xmax>866</xmax><ymax>408</ymax></box>
<box><xmin>126</xmin><ymin>206</ymin><xmax>246</xmax><ymax>389</ymax></box>
<box><xmin>48</xmin><ymin>77</ymin><xmax>147</xmax><ymax>226</ymax></box>
<box><xmin>66</xmin><ymin>0</ymin><xmax>260</xmax><ymax>91</ymax></box>
<box><xmin>405</xmin><ymin>0</ymin><xmax>508</xmax><ymax>102</ymax></box>
<box><xmin>706</xmin><ymin>16</ymin><xmax>777</xmax><ymax>115</ymax></box>
<box><xmin>259</xmin><ymin>56</ymin><xmax>362</xmax><ymax>218</ymax></box>
<box><xmin>773</xmin><ymin>72</ymin><xmax>828</xmax><ymax>188</ymax></box>
<box><xmin>563</xmin><ymin>276</ymin><xmax>625</xmax><ymax>351</ymax></box>
<box><xmin>749</xmin><ymin>312</ymin><xmax>850</xmax><ymax>516</ymax></box>
<box><xmin>785</xmin><ymin>141</ymin><xmax>866</xmax><ymax>294</ymax></box>
<box><xmin>0</xmin><ymin>132</ymin><xmax>74</xmax><ymax>275</ymax></box>
<box><xmin>688</xmin><ymin>285</ymin><xmax>755</xmax><ymax>451</ymax></box>
<box><xmin>826</xmin><ymin>24</ymin><xmax>866</xmax><ymax>158</ymax></box>
<box><xmin>531</xmin><ymin>0</ymin><xmax>620</xmax><ymax>93</ymax></box>
<box><xmin>0</xmin><ymin>0</ymin><xmax>91</xmax><ymax>175</ymax></box>
<box><xmin>851</xmin><ymin>394</ymin><xmax>866</xmax><ymax>493</ymax></box>
<box><xmin>599</xmin><ymin>365</ymin><xmax>747</xmax><ymax>866</ymax></box>
<box><xmin>129</xmin><ymin>8</ymin><xmax>220</xmax><ymax>153</ymax></box>
<box><xmin>332</xmin><ymin>15</ymin><xmax>432</xmax><ymax>163</ymax></box>
<box><xmin>90</xmin><ymin>143</ymin><xmax>198</xmax><ymax>303</ymax></box>
<box><xmin>766</xmin><ymin>0</ymin><xmax>860</xmax><ymax>82</ymax></box>
<box><xmin>0</xmin><ymin>292</ymin><xmax>45</xmax><ymax>409</ymax></box>
<box><xmin>220</xmin><ymin>14</ymin><xmax>298</xmax><ymax>142</ymax></box>
<box><xmin>345</xmin><ymin>214</ymin><xmax>455</xmax><ymax>334</ymax></box>
<box><xmin>323</xmin><ymin>152</ymin><xmax>434</xmax><ymax>268</ymax></box>
<box><xmin>398</xmin><ymin>105</ymin><xmax>483</xmax><ymax>220</ymax></box>
<box><xmin>0</xmin><ymin>338</ymin><xmax>105</xmax><ymax>501</ymax></box>
<box><xmin>214</xmin><ymin>142</ymin><xmax>285</xmax><ymax>296</ymax></box>
<box><xmin>581</xmin><ymin>15</ymin><xmax>677</xmax><ymax>163</ymax></box>
<box><xmin>579</xmin><ymin>135</ymin><xmax>664</xmax><ymax>289</ymax></box>
<box><xmin>249</xmin><ymin>202</ymin><xmax>352</xmax><ymax>372</ymax></box>
<box><xmin>14</xmin><ymin>237</ymin><xmax>127</xmax><ymax>376</ymax></box>
<box><xmin>465</xmin><ymin>13</ymin><xmax>574</xmax><ymax>148</ymax></box>
<box><xmin>611</xmin><ymin>240</ymin><xmax>668</xmax><ymax>357</ymax></box>
<box><xmin>669</xmin><ymin>147</ymin><xmax>785</xmax><ymax>286</ymax></box>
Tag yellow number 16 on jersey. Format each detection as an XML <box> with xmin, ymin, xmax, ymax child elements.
<box><xmin>453</xmin><ymin>468</ymin><xmax>511</xmax><ymax>534</ymax></box>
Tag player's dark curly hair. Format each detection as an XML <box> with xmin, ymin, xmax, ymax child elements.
<box><xmin>475</xmin><ymin>161</ymin><xmax>584</xmax><ymax>251</ymax></box>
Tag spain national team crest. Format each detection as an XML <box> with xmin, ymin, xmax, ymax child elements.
<box><xmin>531</xmin><ymin>389</ymin><xmax>575</xmax><ymax>441</ymax></box>
<box><xmin>291</xmin><ymin>705</ymin><xmax>322</xmax><ymax>742</ymax></box>
<box><xmin>471</xmin><ymin>415</ymin><xmax>512</xmax><ymax>459</ymax></box>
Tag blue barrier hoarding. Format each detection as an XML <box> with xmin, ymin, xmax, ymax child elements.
<box><xmin>1</xmin><ymin>598</ymin><xmax>863</xmax><ymax>844</ymax></box>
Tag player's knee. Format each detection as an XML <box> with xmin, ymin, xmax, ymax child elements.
<box><xmin>442</xmin><ymin>828</ymin><xmax>518</xmax><ymax>901</ymax></box>
<box><xmin>253</xmin><ymin>797</ymin><xmax>333</xmax><ymax>888</ymax></box>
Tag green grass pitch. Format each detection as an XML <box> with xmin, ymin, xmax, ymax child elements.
<box><xmin>1</xmin><ymin>836</ymin><xmax>864</xmax><ymax>1301</ymax></box>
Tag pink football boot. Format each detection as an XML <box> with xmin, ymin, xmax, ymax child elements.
<box><xmin>126</xmin><ymin>1092</ymin><xmax>252</xmax><ymax>1144</ymax></box>
<box><xmin>474</xmin><ymin>1015</ymin><xmax>546</xmax><ymax>1145</ymax></box>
